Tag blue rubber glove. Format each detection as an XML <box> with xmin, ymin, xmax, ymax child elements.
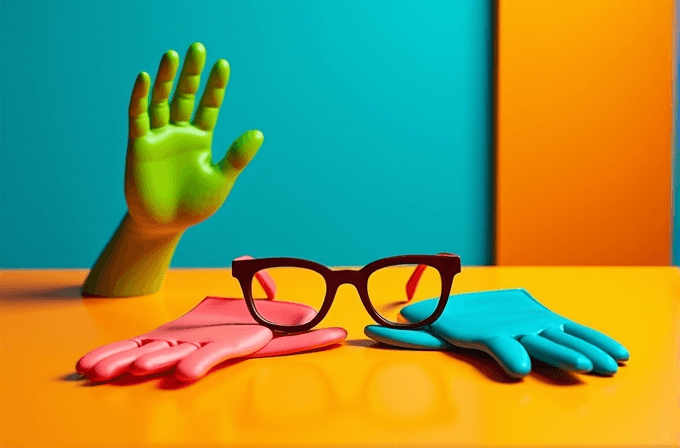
<box><xmin>365</xmin><ymin>289</ymin><xmax>629</xmax><ymax>378</ymax></box>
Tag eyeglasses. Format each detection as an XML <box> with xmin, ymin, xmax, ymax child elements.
<box><xmin>231</xmin><ymin>253</ymin><xmax>461</xmax><ymax>332</ymax></box>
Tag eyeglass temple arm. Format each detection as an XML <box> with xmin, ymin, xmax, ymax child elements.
<box><xmin>405</xmin><ymin>252</ymin><xmax>455</xmax><ymax>301</ymax></box>
<box><xmin>233</xmin><ymin>255</ymin><xmax>277</xmax><ymax>300</ymax></box>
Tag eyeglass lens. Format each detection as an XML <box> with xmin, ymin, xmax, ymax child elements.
<box><xmin>251</xmin><ymin>266</ymin><xmax>325</xmax><ymax>327</ymax></box>
<box><xmin>367</xmin><ymin>263</ymin><xmax>442</xmax><ymax>324</ymax></box>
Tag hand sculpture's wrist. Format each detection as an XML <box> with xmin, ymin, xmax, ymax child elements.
<box><xmin>82</xmin><ymin>213</ymin><xmax>184</xmax><ymax>297</ymax></box>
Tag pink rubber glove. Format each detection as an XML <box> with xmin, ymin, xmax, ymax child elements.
<box><xmin>76</xmin><ymin>297</ymin><xmax>347</xmax><ymax>382</ymax></box>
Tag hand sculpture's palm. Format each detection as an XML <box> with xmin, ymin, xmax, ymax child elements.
<box><xmin>127</xmin><ymin>127</ymin><xmax>233</xmax><ymax>231</ymax></box>
<box><xmin>366</xmin><ymin>289</ymin><xmax>629</xmax><ymax>378</ymax></box>
<box><xmin>125</xmin><ymin>42</ymin><xmax>263</xmax><ymax>232</ymax></box>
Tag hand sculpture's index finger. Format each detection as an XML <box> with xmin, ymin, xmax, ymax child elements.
<box><xmin>128</xmin><ymin>72</ymin><xmax>151</xmax><ymax>139</ymax></box>
<box><xmin>170</xmin><ymin>42</ymin><xmax>206</xmax><ymax>124</ymax></box>
<box><xmin>150</xmin><ymin>50</ymin><xmax>179</xmax><ymax>129</ymax></box>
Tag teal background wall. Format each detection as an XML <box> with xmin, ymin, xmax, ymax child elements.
<box><xmin>0</xmin><ymin>0</ymin><xmax>493</xmax><ymax>268</ymax></box>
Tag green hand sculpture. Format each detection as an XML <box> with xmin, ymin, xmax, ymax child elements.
<box><xmin>83</xmin><ymin>43</ymin><xmax>264</xmax><ymax>297</ymax></box>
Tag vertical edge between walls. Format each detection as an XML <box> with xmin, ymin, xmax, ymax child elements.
<box><xmin>490</xmin><ymin>0</ymin><xmax>499</xmax><ymax>266</ymax></box>
<box><xmin>674</xmin><ymin>0</ymin><xmax>679</xmax><ymax>265</ymax></box>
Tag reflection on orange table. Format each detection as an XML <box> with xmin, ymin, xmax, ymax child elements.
<box><xmin>0</xmin><ymin>267</ymin><xmax>678</xmax><ymax>446</ymax></box>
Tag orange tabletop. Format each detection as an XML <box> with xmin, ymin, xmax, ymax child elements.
<box><xmin>1</xmin><ymin>267</ymin><xmax>678</xmax><ymax>447</ymax></box>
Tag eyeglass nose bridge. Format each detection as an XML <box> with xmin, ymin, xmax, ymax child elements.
<box><xmin>323</xmin><ymin>269</ymin><xmax>371</xmax><ymax>299</ymax></box>
<box><xmin>331</xmin><ymin>269</ymin><xmax>364</xmax><ymax>288</ymax></box>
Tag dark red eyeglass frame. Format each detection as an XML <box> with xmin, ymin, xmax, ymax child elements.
<box><xmin>231</xmin><ymin>253</ymin><xmax>461</xmax><ymax>333</ymax></box>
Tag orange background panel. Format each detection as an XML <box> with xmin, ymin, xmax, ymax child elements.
<box><xmin>496</xmin><ymin>0</ymin><xmax>673</xmax><ymax>265</ymax></box>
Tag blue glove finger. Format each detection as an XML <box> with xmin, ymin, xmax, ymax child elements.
<box><xmin>400</xmin><ymin>298</ymin><xmax>438</xmax><ymax>323</ymax></box>
<box><xmin>364</xmin><ymin>325</ymin><xmax>451</xmax><ymax>350</ymax></box>
<box><xmin>520</xmin><ymin>334</ymin><xmax>593</xmax><ymax>372</ymax></box>
<box><xmin>484</xmin><ymin>336</ymin><xmax>532</xmax><ymax>378</ymax></box>
<box><xmin>562</xmin><ymin>322</ymin><xmax>629</xmax><ymax>362</ymax></box>
<box><xmin>540</xmin><ymin>327</ymin><xmax>618</xmax><ymax>375</ymax></box>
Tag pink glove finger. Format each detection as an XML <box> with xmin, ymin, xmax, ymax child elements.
<box><xmin>174</xmin><ymin>327</ymin><xmax>273</xmax><ymax>382</ymax></box>
<box><xmin>249</xmin><ymin>327</ymin><xmax>347</xmax><ymax>358</ymax></box>
<box><xmin>90</xmin><ymin>341</ymin><xmax>170</xmax><ymax>381</ymax></box>
<box><xmin>130</xmin><ymin>343</ymin><xmax>198</xmax><ymax>376</ymax></box>
<box><xmin>76</xmin><ymin>340</ymin><xmax>140</xmax><ymax>375</ymax></box>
